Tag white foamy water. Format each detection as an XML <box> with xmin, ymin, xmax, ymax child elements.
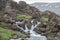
<box><xmin>11</xmin><ymin>19</ymin><xmax>47</xmax><ymax>40</ymax></box>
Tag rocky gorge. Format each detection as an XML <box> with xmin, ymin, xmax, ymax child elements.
<box><xmin>0</xmin><ymin>0</ymin><xmax>60</xmax><ymax>40</ymax></box>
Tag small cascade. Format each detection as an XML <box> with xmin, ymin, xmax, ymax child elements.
<box><xmin>11</xmin><ymin>19</ymin><xmax>47</xmax><ymax>40</ymax></box>
<box><xmin>16</xmin><ymin>21</ymin><xmax>24</xmax><ymax>30</ymax></box>
<box><xmin>30</xmin><ymin>20</ymin><xmax>41</xmax><ymax>35</ymax></box>
<box><xmin>24</xmin><ymin>19</ymin><xmax>47</xmax><ymax>40</ymax></box>
<box><xmin>24</xmin><ymin>24</ymin><xmax>29</xmax><ymax>32</ymax></box>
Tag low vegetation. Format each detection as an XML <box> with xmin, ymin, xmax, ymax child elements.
<box><xmin>16</xmin><ymin>14</ymin><xmax>32</xmax><ymax>19</ymax></box>
<box><xmin>57</xmin><ymin>17</ymin><xmax>60</xmax><ymax>21</ymax></box>
<box><xmin>41</xmin><ymin>17</ymin><xmax>48</xmax><ymax>22</ymax></box>
<box><xmin>0</xmin><ymin>27</ymin><xmax>27</xmax><ymax>40</ymax></box>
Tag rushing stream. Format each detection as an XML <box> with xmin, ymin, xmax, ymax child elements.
<box><xmin>11</xmin><ymin>20</ymin><xmax>47</xmax><ymax>40</ymax></box>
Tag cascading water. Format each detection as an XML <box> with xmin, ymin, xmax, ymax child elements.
<box><xmin>15</xmin><ymin>21</ymin><xmax>24</xmax><ymax>30</ymax></box>
<box><xmin>24</xmin><ymin>24</ymin><xmax>30</xmax><ymax>32</ymax></box>
<box><xmin>24</xmin><ymin>20</ymin><xmax>47</xmax><ymax>40</ymax></box>
<box><xmin>11</xmin><ymin>20</ymin><xmax>47</xmax><ymax>40</ymax></box>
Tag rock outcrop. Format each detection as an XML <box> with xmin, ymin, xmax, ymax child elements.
<box><xmin>0</xmin><ymin>0</ymin><xmax>41</xmax><ymax>18</ymax></box>
<box><xmin>34</xmin><ymin>11</ymin><xmax>60</xmax><ymax>40</ymax></box>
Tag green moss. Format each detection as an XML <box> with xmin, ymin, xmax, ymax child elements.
<box><xmin>41</xmin><ymin>17</ymin><xmax>48</xmax><ymax>22</ymax></box>
<box><xmin>16</xmin><ymin>14</ymin><xmax>32</xmax><ymax>19</ymax></box>
<box><xmin>0</xmin><ymin>27</ymin><xmax>27</xmax><ymax>40</ymax></box>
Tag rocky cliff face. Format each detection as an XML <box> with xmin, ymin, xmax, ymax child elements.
<box><xmin>0</xmin><ymin>0</ymin><xmax>41</xmax><ymax>18</ymax></box>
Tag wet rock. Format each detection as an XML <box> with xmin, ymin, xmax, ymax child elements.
<box><xmin>46</xmin><ymin>33</ymin><xmax>56</xmax><ymax>40</ymax></box>
<box><xmin>11</xmin><ymin>23</ymin><xmax>18</xmax><ymax>30</ymax></box>
<box><xmin>24</xmin><ymin>19</ymin><xmax>32</xmax><ymax>29</ymax></box>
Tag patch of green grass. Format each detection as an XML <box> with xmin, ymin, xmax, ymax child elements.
<box><xmin>0</xmin><ymin>33</ymin><xmax>9</xmax><ymax>40</ymax></box>
<box><xmin>41</xmin><ymin>17</ymin><xmax>48</xmax><ymax>22</ymax></box>
<box><xmin>16</xmin><ymin>14</ymin><xmax>32</xmax><ymax>19</ymax></box>
<box><xmin>0</xmin><ymin>27</ymin><xmax>27</xmax><ymax>40</ymax></box>
<box><xmin>57</xmin><ymin>17</ymin><xmax>60</xmax><ymax>20</ymax></box>
<box><xmin>0</xmin><ymin>22</ymin><xmax>9</xmax><ymax>28</ymax></box>
<box><xmin>0</xmin><ymin>27</ymin><xmax>15</xmax><ymax>40</ymax></box>
<box><xmin>0</xmin><ymin>22</ymin><xmax>7</xmax><ymax>25</ymax></box>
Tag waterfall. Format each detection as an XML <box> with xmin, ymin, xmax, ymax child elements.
<box><xmin>30</xmin><ymin>20</ymin><xmax>41</xmax><ymax>35</ymax></box>
<box><xmin>24</xmin><ymin>20</ymin><xmax>47</xmax><ymax>40</ymax></box>
<box><xmin>24</xmin><ymin>24</ymin><xmax>29</xmax><ymax>32</ymax></box>
<box><xmin>11</xmin><ymin>20</ymin><xmax>47</xmax><ymax>40</ymax></box>
<box><xmin>15</xmin><ymin>21</ymin><xmax>24</xmax><ymax>30</ymax></box>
